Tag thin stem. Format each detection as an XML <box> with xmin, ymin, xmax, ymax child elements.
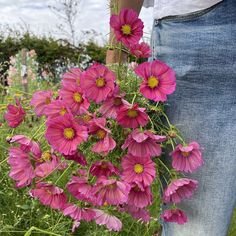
<box><xmin>24</xmin><ymin>226</ymin><xmax>61</xmax><ymax>236</ymax></box>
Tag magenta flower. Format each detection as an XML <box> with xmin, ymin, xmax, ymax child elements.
<box><xmin>121</xmin><ymin>154</ymin><xmax>156</xmax><ymax>186</ymax></box>
<box><xmin>61</xmin><ymin>68</ymin><xmax>82</xmax><ymax>87</ymax></box>
<box><xmin>90</xmin><ymin>161</ymin><xmax>119</xmax><ymax>177</ymax></box>
<box><xmin>135</xmin><ymin>60</ymin><xmax>176</xmax><ymax>102</ymax></box>
<box><xmin>63</xmin><ymin>204</ymin><xmax>95</xmax><ymax>222</ymax></box>
<box><xmin>129</xmin><ymin>42</ymin><xmax>151</xmax><ymax>58</ymax></box>
<box><xmin>99</xmin><ymin>86</ymin><xmax>129</xmax><ymax>119</ymax></box>
<box><xmin>30</xmin><ymin>182</ymin><xmax>67</xmax><ymax>210</ymax></box>
<box><xmin>110</xmin><ymin>8</ymin><xmax>144</xmax><ymax>46</ymax></box>
<box><xmin>161</xmin><ymin>209</ymin><xmax>188</xmax><ymax>225</ymax></box>
<box><xmin>59</xmin><ymin>83</ymin><xmax>90</xmax><ymax>115</ymax></box>
<box><xmin>64</xmin><ymin>151</ymin><xmax>87</xmax><ymax>166</ymax></box>
<box><xmin>80</xmin><ymin>64</ymin><xmax>115</xmax><ymax>103</ymax></box>
<box><xmin>4</xmin><ymin>99</ymin><xmax>25</xmax><ymax>128</ymax></box>
<box><xmin>45</xmin><ymin>114</ymin><xmax>88</xmax><ymax>155</ymax></box>
<box><xmin>127</xmin><ymin>182</ymin><xmax>152</xmax><ymax>208</ymax></box>
<box><xmin>30</xmin><ymin>90</ymin><xmax>53</xmax><ymax>116</ymax></box>
<box><xmin>89</xmin><ymin>118</ymin><xmax>116</xmax><ymax>155</ymax></box>
<box><xmin>122</xmin><ymin>129</ymin><xmax>166</xmax><ymax>157</ymax></box>
<box><xmin>117</xmin><ymin>104</ymin><xmax>149</xmax><ymax>128</ymax></box>
<box><xmin>44</xmin><ymin>100</ymin><xmax>70</xmax><ymax>119</ymax></box>
<box><xmin>35</xmin><ymin>153</ymin><xmax>66</xmax><ymax>178</ymax></box>
<box><xmin>8</xmin><ymin>135</ymin><xmax>41</xmax><ymax>158</ymax></box>
<box><xmin>163</xmin><ymin>178</ymin><xmax>198</xmax><ymax>204</ymax></box>
<box><xmin>94</xmin><ymin>209</ymin><xmax>122</xmax><ymax>232</ymax></box>
<box><xmin>94</xmin><ymin>178</ymin><xmax>130</xmax><ymax>205</ymax></box>
<box><xmin>119</xmin><ymin>205</ymin><xmax>150</xmax><ymax>222</ymax></box>
<box><xmin>67</xmin><ymin>176</ymin><xmax>96</xmax><ymax>204</ymax></box>
<box><xmin>8</xmin><ymin>147</ymin><xmax>35</xmax><ymax>188</ymax></box>
<box><xmin>171</xmin><ymin>142</ymin><xmax>203</xmax><ymax>173</ymax></box>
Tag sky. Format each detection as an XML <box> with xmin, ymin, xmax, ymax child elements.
<box><xmin>0</xmin><ymin>0</ymin><xmax>154</xmax><ymax>45</ymax></box>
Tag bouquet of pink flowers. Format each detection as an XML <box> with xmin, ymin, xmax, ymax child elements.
<box><xmin>4</xmin><ymin>9</ymin><xmax>203</xmax><ymax>232</ymax></box>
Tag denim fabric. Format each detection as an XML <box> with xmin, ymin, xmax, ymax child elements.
<box><xmin>150</xmin><ymin>0</ymin><xmax>236</xmax><ymax>235</ymax></box>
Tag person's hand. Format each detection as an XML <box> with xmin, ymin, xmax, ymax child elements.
<box><xmin>106</xmin><ymin>48</ymin><xmax>128</xmax><ymax>65</ymax></box>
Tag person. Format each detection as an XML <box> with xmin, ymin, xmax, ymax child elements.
<box><xmin>106</xmin><ymin>1</ymin><xmax>236</xmax><ymax>236</ymax></box>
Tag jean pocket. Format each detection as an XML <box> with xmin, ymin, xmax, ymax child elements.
<box><xmin>155</xmin><ymin>1</ymin><xmax>223</xmax><ymax>24</ymax></box>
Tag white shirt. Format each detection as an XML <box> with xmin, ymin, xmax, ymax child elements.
<box><xmin>143</xmin><ymin>0</ymin><xmax>223</xmax><ymax>19</ymax></box>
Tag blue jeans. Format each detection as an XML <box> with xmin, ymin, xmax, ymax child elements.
<box><xmin>151</xmin><ymin>0</ymin><xmax>236</xmax><ymax>235</ymax></box>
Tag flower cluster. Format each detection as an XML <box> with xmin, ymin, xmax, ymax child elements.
<box><xmin>3</xmin><ymin>8</ymin><xmax>204</xmax><ymax>232</ymax></box>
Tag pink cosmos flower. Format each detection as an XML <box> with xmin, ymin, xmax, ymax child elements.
<box><xmin>171</xmin><ymin>141</ymin><xmax>203</xmax><ymax>173</ymax></box>
<box><xmin>122</xmin><ymin>129</ymin><xmax>166</xmax><ymax>157</ymax></box>
<box><xmin>127</xmin><ymin>182</ymin><xmax>152</xmax><ymax>208</ymax></box>
<box><xmin>45</xmin><ymin>114</ymin><xmax>88</xmax><ymax>155</ymax></box>
<box><xmin>61</xmin><ymin>68</ymin><xmax>82</xmax><ymax>87</ymax></box>
<box><xmin>117</xmin><ymin>104</ymin><xmax>149</xmax><ymax>128</ymax></box>
<box><xmin>121</xmin><ymin>154</ymin><xmax>156</xmax><ymax>186</ymax></box>
<box><xmin>8</xmin><ymin>147</ymin><xmax>35</xmax><ymax>188</ymax></box>
<box><xmin>4</xmin><ymin>99</ymin><xmax>25</xmax><ymax>128</ymax></box>
<box><xmin>64</xmin><ymin>151</ymin><xmax>87</xmax><ymax>166</ymax></box>
<box><xmin>89</xmin><ymin>118</ymin><xmax>116</xmax><ymax>155</ymax></box>
<box><xmin>59</xmin><ymin>83</ymin><xmax>90</xmax><ymax>115</ymax></box>
<box><xmin>129</xmin><ymin>42</ymin><xmax>151</xmax><ymax>58</ymax></box>
<box><xmin>94</xmin><ymin>178</ymin><xmax>130</xmax><ymax>205</ymax></box>
<box><xmin>90</xmin><ymin>161</ymin><xmax>119</xmax><ymax>177</ymax></box>
<box><xmin>135</xmin><ymin>60</ymin><xmax>176</xmax><ymax>102</ymax></box>
<box><xmin>30</xmin><ymin>182</ymin><xmax>67</xmax><ymax>210</ymax></box>
<box><xmin>80</xmin><ymin>64</ymin><xmax>115</xmax><ymax>103</ymax></box>
<box><xmin>44</xmin><ymin>100</ymin><xmax>70</xmax><ymax>119</ymax></box>
<box><xmin>30</xmin><ymin>90</ymin><xmax>53</xmax><ymax>116</ymax></box>
<box><xmin>63</xmin><ymin>204</ymin><xmax>95</xmax><ymax>222</ymax></box>
<box><xmin>161</xmin><ymin>209</ymin><xmax>188</xmax><ymax>225</ymax></box>
<box><xmin>163</xmin><ymin>178</ymin><xmax>198</xmax><ymax>204</ymax></box>
<box><xmin>8</xmin><ymin>135</ymin><xmax>41</xmax><ymax>158</ymax></box>
<box><xmin>35</xmin><ymin>153</ymin><xmax>66</xmax><ymax>178</ymax></box>
<box><xmin>110</xmin><ymin>8</ymin><xmax>144</xmax><ymax>46</ymax></box>
<box><xmin>99</xmin><ymin>86</ymin><xmax>129</xmax><ymax>119</ymax></box>
<box><xmin>119</xmin><ymin>205</ymin><xmax>150</xmax><ymax>222</ymax></box>
<box><xmin>94</xmin><ymin>209</ymin><xmax>122</xmax><ymax>232</ymax></box>
<box><xmin>67</xmin><ymin>176</ymin><xmax>96</xmax><ymax>204</ymax></box>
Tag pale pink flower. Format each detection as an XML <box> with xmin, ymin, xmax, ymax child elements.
<box><xmin>61</xmin><ymin>68</ymin><xmax>82</xmax><ymax>88</ymax></box>
<box><xmin>8</xmin><ymin>147</ymin><xmax>35</xmax><ymax>188</ymax></box>
<box><xmin>163</xmin><ymin>178</ymin><xmax>198</xmax><ymax>204</ymax></box>
<box><xmin>30</xmin><ymin>90</ymin><xmax>53</xmax><ymax>116</ymax></box>
<box><xmin>161</xmin><ymin>209</ymin><xmax>188</xmax><ymax>225</ymax></box>
<box><xmin>122</xmin><ymin>129</ymin><xmax>166</xmax><ymax>157</ymax></box>
<box><xmin>29</xmin><ymin>182</ymin><xmax>67</xmax><ymax>210</ymax></box>
<box><xmin>129</xmin><ymin>42</ymin><xmax>151</xmax><ymax>58</ymax></box>
<box><xmin>171</xmin><ymin>142</ymin><xmax>203</xmax><ymax>173</ymax></box>
<box><xmin>44</xmin><ymin>100</ymin><xmax>70</xmax><ymax>119</ymax></box>
<box><xmin>94</xmin><ymin>209</ymin><xmax>122</xmax><ymax>231</ymax></box>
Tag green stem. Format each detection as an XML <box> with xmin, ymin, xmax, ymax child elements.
<box><xmin>24</xmin><ymin>226</ymin><xmax>61</xmax><ymax>236</ymax></box>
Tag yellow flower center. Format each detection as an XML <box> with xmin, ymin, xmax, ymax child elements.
<box><xmin>59</xmin><ymin>108</ymin><xmax>67</xmax><ymax>115</ymax></box>
<box><xmin>121</xmin><ymin>24</ymin><xmax>132</xmax><ymax>35</ymax></box>
<box><xmin>148</xmin><ymin>76</ymin><xmax>159</xmax><ymax>89</ymax></box>
<box><xmin>96</xmin><ymin>129</ymin><xmax>106</xmax><ymax>139</ymax></box>
<box><xmin>182</xmin><ymin>151</ymin><xmax>190</xmax><ymax>157</ymax></box>
<box><xmin>41</xmin><ymin>151</ymin><xmax>51</xmax><ymax>161</ymax></box>
<box><xmin>83</xmin><ymin>114</ymin><xmax>92</xmax><ymax>122</ymax></box>
<box><xmin>45</xmin><ymin>97</ymin><xmax>51</xmax><ymax>105</ymax></box>
<box><xmin>63</xmin><ymin>128</ymin><xmax>75</xmax><ymax>139</ymax></box>
<box><xmin>103</xmin><ymin>201</ymin><xmax>108</xmax><ymax>206</ymax></box>
<box><xmin>134</xmin><ymin>164</ymin><xmax>144</xmax><ymax>174</ymax></box>
<box><xmin>101</xmin><ymin>163</ymin><xmax>108</xmax><ymax>169</ymax></box>
<box><xmin>96</xmin><ymin>77</ymin><xmax>106</xmax><ymax>88</ymax></box>
<box><xmin>127</xmin><ymin>109</ymin><xmax>138</xmax><ymax>118</ymax></box>
<box><xmin>114</xmin><ymin>98</ymin><xmax>122</xmax><ymax>106</ymax></box>
<box><xmin>73</xmin><ymin>92</ymin><xmax>82</xmax><ymax>103</ymax></box>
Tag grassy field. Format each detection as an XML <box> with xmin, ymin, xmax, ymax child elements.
<box><xmin>0</xmin><ymin>84</ymin><xmax>235</xmax><ymax>236</ymax></box>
